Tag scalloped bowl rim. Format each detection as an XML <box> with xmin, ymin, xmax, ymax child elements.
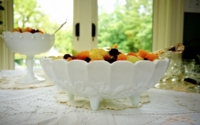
<box><xmin>2</xmin><ymin>31</ymin><xmax>55</xmax><ymax>55</ymax></box>
<box><xmin>2</xmin><ymin>31</ymin><xmax>54</xmax><ymax>36</ymax></box>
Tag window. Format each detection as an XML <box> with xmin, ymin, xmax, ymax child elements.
<box><xmin>13</xmin><ymin>0</ymin><xmax>153</xmax><ymax>69</ymax></box>
<box><xmin>0</xmin><ymin>0</ymin><xmax>184</xmax><ymax>70</ymax></box>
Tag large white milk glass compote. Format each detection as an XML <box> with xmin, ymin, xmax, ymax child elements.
<box><xmin>2</xmin><ymin>31</ymin><xmax>54</xmax><ymax>84</ymax></box>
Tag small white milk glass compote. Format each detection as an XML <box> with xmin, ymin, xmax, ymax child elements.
<box><xmin>187</xmin><ymin>65</ymin><xmax>200</xmax><ymax>93</ymax></box>
<box><xmin>2</xmin><ymin>31</ymin><xmax>54</xmax><ymax>84</ymax></box>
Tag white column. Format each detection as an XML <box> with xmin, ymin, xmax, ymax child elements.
<box><xmin>73</xmin><ymin>0</ymin><xmax>98</xmax><ymax>51</ymax></box>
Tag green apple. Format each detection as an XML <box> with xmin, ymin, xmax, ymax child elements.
<box><xmin>71</xmin><ymin>49</ymin><xmax>79</xmax><ymax>57</ymax></box>
<box><xmin>127</xmin><ymin>55</ymin><xmax>141</xmax><ymax>63</ymax></box>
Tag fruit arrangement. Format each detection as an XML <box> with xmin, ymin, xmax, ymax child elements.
<box><xmin>62</xmin><ymin>44</ymin><xmax>159</xmax><ymax>63</ymax></box>
<box><xmin>12</xmin><ymin>27</ymin><xmax>44</xmax><ymax>34</ymax></box>
<box><xmin>40</xmin><ymin>44</ymin><xmax>170</xmax><ymax>111</ymax></box>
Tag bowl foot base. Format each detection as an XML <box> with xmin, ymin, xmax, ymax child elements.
<box><xmin>129</xmin><ymin>94</ymin><xmax>140</xmax><ymax>107</ymax></box>
<box><xmin>15</xmin><ymin>75</ymin><xmax>45</xmax><ymax>84</ymax></box>
<box><xmin>68</xmin><ymin>93</ymin><xmax>75</xmax><ymax>100</ymax></box>
<box><xmin>89</xmin><ymin>96</ymin><xmax>101</xmax><ymax>111</ymax></box>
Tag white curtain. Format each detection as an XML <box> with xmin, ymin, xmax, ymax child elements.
<box><xmin>153</xmin><ymin>0</ymin><xmax>184</xmax><ymax>51</ymax></box>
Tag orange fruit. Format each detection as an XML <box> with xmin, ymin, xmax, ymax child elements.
<box><xmin>127</xmin><ymin>52</ymin><xmax>138</xmax><ymax>57</ymax></box>
<box><xmin>67</xmin><ymin>57</ymin><xmax>73</xmax><ymax>61</ymax></box>
<box><xmin>117</xmin><ymin>53</ymin><xmax>127</xmax><ymax>60</ymax></box>
<box><xmin>146</xmin><ymin>53</ymin><xmax>158</xmax><ymax>61</ymax></box>
<box><xmin>76</xmin><ymin>50</ymin><xmax>90</xmax><ymax>60</ymax></box>
<box><xmin>24</xmin><ymin>27</ymin><xmax>32</xmax><ymax>32</ymax></box>
<box><xmin>12</xmin><ymin>27</ymin><xmax>23</xmax><ymax>32</ymax></box>
<box><xmin>38</xmin><ymin>29</ymin><xmax>44</xmax><ymax>34</ymax></box>
<box><xmin>137</xmin><ymin>49</ymin><xmax>149</xmax><ymax>58</ymax></box>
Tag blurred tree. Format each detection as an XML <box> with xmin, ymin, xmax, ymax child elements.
<box><xmin>54</xmin><ymin>26</ymin><xmax>73</xmax><ymax>54</ymax></box>
<box><xmin>98</xmin><ymin>0</ymin><xmax>152</xmax><ymax>53</ymax></box>
<box><xmin>14</xmin><ymin>0</ymin><xmax>47</xmax><ymax>29</ymax></box>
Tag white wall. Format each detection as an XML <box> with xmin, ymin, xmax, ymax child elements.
<box><xmin>184</xmin><ymin>0</ymin><xmax>200</xmax><ymax>13</ymax></box>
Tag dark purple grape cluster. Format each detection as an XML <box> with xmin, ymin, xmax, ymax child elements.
<box><xmin>106</xmin><ymin>48</ymin><xmax>120</xmax><ymax>63</ymax></box>
<box><xmin>84</xmin><ymin>57</ymin><xmax>91</xmax><ymax>62</ymax></box>
<box><xmin>63</xmin><ymin>54</ymin><xmax>72</xmax><ymax>59</ymax></box>
<box><xmin>30</xmin><ymin>29</ymin><xmax>41</xmax><ymax>33</ymax></box>
<box><xmin>109</xmin><ymin>48</ymin><xmax>120</xmax><ymax>56</ymax></box>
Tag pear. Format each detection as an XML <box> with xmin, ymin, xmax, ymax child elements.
<box><xmin>127</xmin><ymin>55</ymin><xmax>141</xmax><ymax>63</ymax></box>
<box><xmin>71</xmin><ymin>49</ymin><xmax>79</xmax><ymax>57</ymax></box>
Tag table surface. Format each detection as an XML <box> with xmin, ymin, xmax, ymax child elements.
<box><xmin>0</xmin><ymin>70</ymin><xmax>200</xmax><ymax>125</ymax></box>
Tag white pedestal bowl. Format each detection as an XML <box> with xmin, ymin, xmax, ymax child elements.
<box><xmin>40</xmin><ymin>58</ymin><xmax>169</xmax><ymax>111</ymax></box>
<box><xmin>2</xmin><ymin>31</ymin><xmax>55</xmax><ymax>84</ymax></box>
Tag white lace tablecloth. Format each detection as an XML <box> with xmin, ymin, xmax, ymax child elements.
<box><xmin>0</xmin><ymin>70</ymin><xmax>200</xmax><ymax>125</ymax></box>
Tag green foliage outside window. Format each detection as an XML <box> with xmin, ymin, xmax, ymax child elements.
<box><xmin>98</xmin><ymin>0</ymin><xmax>153</xmax><ymax>53</ymax></box>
